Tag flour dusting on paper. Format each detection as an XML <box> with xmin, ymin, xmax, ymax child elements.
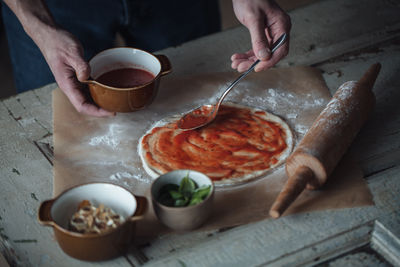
<box><xmin>88</xmin><ymin>124</ymin><xmax>123</xmax><ymax>149</ymax></box>
<box><xmin>89</xmin><ymin>135</ymin><xmax>120</xmax><ymax>149</ymax></box>
<box><xmin>222</xmin><ymin>83</ymin><xmax>329</xmax><ymax>140</ymax></box>
<box><xmin>264</xmin><ymin>88</ymin><xmax>328</xmax><ymax>110</ymax></box>
<box><xmin>70</xmin><ymin>116</ymin><xmax>157</xmax><ymax>187</ymax></box>
<box><xmin>110</xmin><ymin>171</ymin><xmax>150</xmax><ymax>184</ymax></box>
<box><xmin>54</xmin><ymin>69</ymin><xmax>331</xmax><ymax>194</ymax></box>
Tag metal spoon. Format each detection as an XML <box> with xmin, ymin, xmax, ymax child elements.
<box><xmin>177</xmin><ymin>33</ymin><xmax>288</xmax><ymax>130</ymax></box>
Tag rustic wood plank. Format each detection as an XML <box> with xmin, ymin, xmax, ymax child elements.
<box><xmin>0</xmin><ymin>101</ymin><xmax>130</xmax><ymax>266</ymax></box>
<box><xmin>371</xmin><ymin>218</ymin><xmax>400</xmax><ymax>266</ymax></box>
<box><xmin>36</xmin><ymin>130</ymin><xmax>54</xmax><ymax>161</ymax></box>
<box><xmin>127</xmin><ymin>164</ymin><xmax>400</xmax><ymax>266</ymax></box>
<box><xmin>2</xmin><ymin>85</ymin><xmax>54</xmax><ymax>142</ymax></box>
<box><xmin>0</xmin><ymin>252</ymin><xmax>10</xmax><ymax>267</ymax></box>
<box><xmin>159</xmin><ymin>0</ymin><xmax>400</xmax><ymax>76</ymax></box>
<box><xmin>32</xmin><ymin>83</ymin><xmax>54</xmax><ymax>108</ymax></box>
<box><xmin>2</xmin><ymin>93</ymin><xmax>48</xmax><ymax>141</ymax></box>
<box><xmin>34</xmin><ymin>141</ymin><xmax>54</xmax><ymax>165</ymax></box>
<box><xmin>1</xmin><ymin>0</ymin><xmax>400</xmax><ymax>265</ymax></box>
<box><xmin>29</xmin><ymin>86</ymin><xmax>54</xmax><ymax>133</ymax></box>
<box><xmin>256</xmin><ymin>217</ymin><xmax>400</xmax><ymax>266</ymax></box>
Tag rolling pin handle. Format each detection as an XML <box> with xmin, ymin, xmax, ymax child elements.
<box><xmin>269</xmin><ymin>166</ymin><xmax>315</xmax><ymax>218</ymax></box>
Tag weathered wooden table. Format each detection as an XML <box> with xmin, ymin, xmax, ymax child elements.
<box><xmin>1</xmin><ymin>0</ymin><xmax>399</xmax><ymax>266</ymax></box>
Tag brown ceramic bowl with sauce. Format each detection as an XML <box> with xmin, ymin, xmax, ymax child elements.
<box><xmin>84</xmin><ymin>47</ymin><xmax>172</xmax><ymax>113</ymax></box>
<box><xmin>38</xmin><ymin>183</ymin><xmax>147</xmax><ymax>261</ymax></box>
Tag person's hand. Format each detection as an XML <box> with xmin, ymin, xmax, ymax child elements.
<box><xmin>231</xmin><ymin>0</ymin><xmax>291</xmax><ymax>72</ymax></box>
<box><xmin>36</xmin><ymin>28</ymin><xmax>115</xmax><ymax>117</ymax></box>
<box><xmin>3</xmin><ymin>0</ymin><xmax>113</xmax><ymax>117</ymax></box>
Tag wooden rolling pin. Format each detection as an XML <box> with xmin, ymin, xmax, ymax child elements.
<box><xmin>269</xmin><ymin>63</ymin><xmax>381</xmax><ymax>218</ymax></box>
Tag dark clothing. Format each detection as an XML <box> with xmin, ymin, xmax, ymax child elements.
<box><xmin>1</xmin><ymin>0</ymin><xmax>220</xmax><ymax>92</ymax></box>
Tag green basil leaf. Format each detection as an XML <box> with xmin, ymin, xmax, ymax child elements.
<box><xmin>193</xmin><ymin>185</ymin><xmax>211</xmax><ymax>199</ymax></box>
<box><xmin>179</xmin><ymin>176</ymin><xmax>196</xmax><ymax>198</ymax></box>
<box><xmin>188</xmin><ymin>178</ymin><xmax>197</xmax><ymax>191</ymax></box>
<box><xmin>169</xmin><ymin>190</ymin><xmax>183</xmax><ymax>200</ymax></box>
<box><xmin>175</xmin><ymin>198</ymin><xmax>189</xmax><ymax>207</ymax></box>
<box><xmin>188</xmin><ymin>197</ymin><xmax>203</xmax><ymax>206</ymax></box>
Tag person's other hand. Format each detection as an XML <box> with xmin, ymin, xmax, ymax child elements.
<box><xmin>37</xmin><ymin>28</ymin><xmax>115</xmax><ymax>117</ymax></box>
<box><xmin>231</xmin><ymin>0</ymin><xmax>291</xmax><ymax>72</ymax></box>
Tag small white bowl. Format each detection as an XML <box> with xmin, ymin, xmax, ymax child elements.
<box><xmin>151</xmin><ymin>170</ymin><xmax>214</xmax><ymax>231</ymax></box>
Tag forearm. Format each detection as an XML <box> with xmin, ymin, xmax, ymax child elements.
<box><xmin>2</xmin><ymin>0</ymin><xmax>57</xmax><ymax>45</ymax></box>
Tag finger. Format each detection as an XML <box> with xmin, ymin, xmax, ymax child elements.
<box><xmin>231</xmin><ymin>58</ymin><xmax>248</xmax><ymax>69</ymax></box>
<box><xmin>65</xmin><ymin>83</ymin><xmax>115</xmax><ymax>117</ymax></box>
<box><xmin>232</xmin><ymin>55</ymin><xmax>259</xmax><ymax>70</ymax></box>
<box><xmin>231</xmin><ymin>50</ymin><xmax>255</xmax><ymax>61</ymax></box>
<box><xmin>78</xmin><ymin>102</ymin><xmax>116</xmax><ymax>117</ymax></box>
<box><xmin>237</xmin><ymin>61</ymin><xmax>254</xmax><ymax>72</ymax></box>
<box><xmin>231</xmin><ymin>50</ymin><xmax>258</xmax><ymax>70</ymax></box>
<box><xmin>254</xmin><ymin>42</ymin><xmax>289</xmax><ymax>72</ymax></box>
<box><xmin>56</xmin><ymin>65</ymin><xmax>114</xmax><ymax>117</ymax></box>
<box><xmin>247</xmin><ymin>17</ymin><xmax>271</xmax><ymax>60</ymax></box>
<box><xmin>231</xmin><ymin>53</ymin><xmax>248</xmax><ymax>61</ymax></box>
<box><xmin>68</xmin><ymin>55</ymin><xmax>91</xmax><ymax>82</ymax></box>
<box><xmin>231</xmin><ymin>60</ymin><xmax>239</xmax><ymax>70</ymax></box>
<box><xmin>253</xmin><ymin>61</ymin><xmax>271</xmax><ymax>72</ymax></box>
<box><xmin>67</xmin><ymin>86</ymin><xmax>116</xmax><ymax>117</ymax></box>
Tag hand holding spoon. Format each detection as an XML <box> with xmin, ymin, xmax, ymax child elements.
<box><xmin>177</xmin><ymin>33</ymin><xmax>288</xmax><ymax>130</ymax></box>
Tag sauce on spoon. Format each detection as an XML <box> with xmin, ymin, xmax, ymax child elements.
<box><xmin>177</xmin><ymin>33</ymin><xmax>288</xmax><ymax>131</ymax></box>
<box><xmin>178</xmin><ymin>105</ymin><xmax>214</xmax><ymax>129</ymax></box>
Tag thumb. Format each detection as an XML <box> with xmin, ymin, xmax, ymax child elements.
<box><xmin>69</xmin><ymin>56</ymin><xmax>91</xmax><ymax>82</ymax></box>
<box><xmin>248</xmin><ymin>19</ymin><xmax>271</xmax><ymax>60</ymax></box>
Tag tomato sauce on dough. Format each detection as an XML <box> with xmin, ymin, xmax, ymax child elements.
<box><xmin>141</xmin><ymin>105</ymin><xmax>289</xmax><ymax>181</ymax></box>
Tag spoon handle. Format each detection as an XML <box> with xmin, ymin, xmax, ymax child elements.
<box><xmin>215</xmin><ymin>33</ymin><xmax>288</xmax><ymax>110</ymax></box>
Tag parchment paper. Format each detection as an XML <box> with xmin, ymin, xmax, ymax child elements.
<box><xmin>53</xmin><ymin>66</ymin><xmax>374</xmax><ymax>238</ymax></box>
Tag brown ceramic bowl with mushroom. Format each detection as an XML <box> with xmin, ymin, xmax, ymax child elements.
<box><xmin>38</xmin><ymin>183</ymin><xmax>147</xmax><ymax>261</ymax></box>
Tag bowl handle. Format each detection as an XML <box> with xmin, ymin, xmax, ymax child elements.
<box><xmin>38</xmin><ymin>199</ymin><xmax>55</xmax><ymax>226</ymax></box>
<box><xmin>155</xmin><ymin>55</ymin><xmax>172</xmax><ymax>76</ymax></box>
<box><xmin>129</xmin><ymin>196</ymin><xmax>148</xmax><ymax>222</ymax></box>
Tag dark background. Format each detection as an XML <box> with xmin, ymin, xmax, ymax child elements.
<box><xmin>0</xmin><ymin>0</ymin><xmax>314</xmax><ymax>99</ymax></box>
